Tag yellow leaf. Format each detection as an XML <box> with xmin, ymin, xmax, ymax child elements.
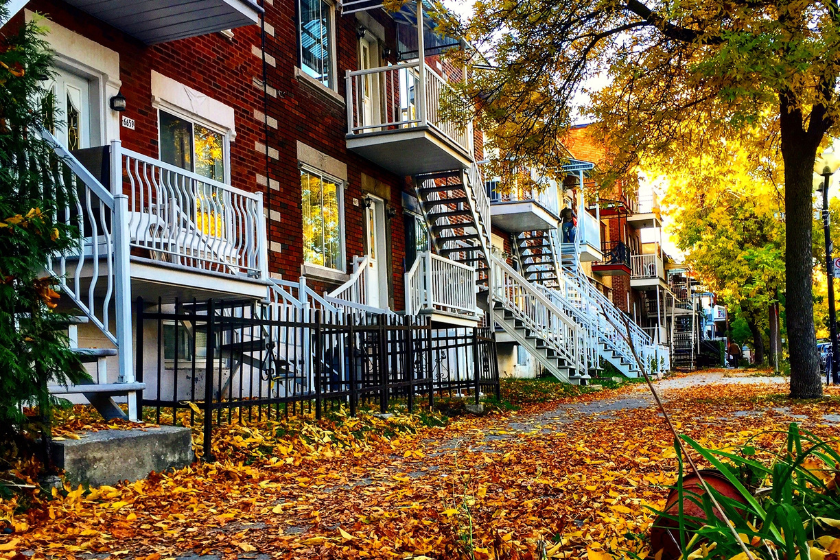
<box><xmin>587</xmin><ymin>546</ymin><xmax>613</xmax><ymax>560</ymax></box>
<box><xmin>272</xmin><ymin>504</ymin><xmax>284</xmax><ymax>514</ymax></box>
<box><xmin>0</xmin><ymin>539</ymin><xmax>20</xmax><ymax>552</ymax></box>
<box><xmin>126</xmin><ymin>513</ymin><xmax>137</xmax><ymax>521</ymax></box>
<box><xmin>185</xmin><ymin>401</ymin><xmax>202</xmax><ymax>415</ymax></box>
<box><xmin>441</xmin><ymin>508</ymin><xmax>459</xmax><ymax>517</ymax></box>
<box><xmin>339</xmin><ymin>528</ymin><xmax>355</xmax><ymax>540</ymax></box>
<box><xmin>585</xmin><ymin>485</ymin><xmax>597</xmax><ymax>491</ymax></box>
<box><xmin>238</xmin><ymin>543</ymin><xmax>256</xmax><ymax>552</ymax></box>
<box><xmin>111</xmin><ymin>501</ymin><xmax>130</xmax><ymax>509</ymax></box>
<box><xmin>611</xmin><ymin>505</ymin><xmax>632</xmax><ymax>514</ymax></box>
<box><xmin>301</xmin><ymin>537</ymin><xmax>326</xmax><ymax>545</ymax></box>
<box><xmin>65</xmin><ymin>433</ymin><xmax>81</xmax><ymax>440</ymax></box>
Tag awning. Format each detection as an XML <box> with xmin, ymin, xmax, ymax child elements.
<box><xmin>62</xmin><ymin>0</ymin><xmax>262</xmax><ymax>45</ymax></box>
<box><xmin>341</xmin><ymin>0</ymin><xmax>462</xmax><ymax>60</ymax></box>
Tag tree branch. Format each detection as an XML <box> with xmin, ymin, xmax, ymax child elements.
<box><xmin>624</xmin><ymin>0</ymin><xmax>724</xmax><ymax>45</ymax></box>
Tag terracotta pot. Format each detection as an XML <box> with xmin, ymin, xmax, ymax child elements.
<box><xmin>649</xmin><ymin>469</ymin><xmax>747</xmax><ymax>560</ymax></box>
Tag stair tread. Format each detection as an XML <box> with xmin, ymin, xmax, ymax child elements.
<box><xmin>71</xmin><ymin>348</ymin><xmax>118</xmax><ymax>362</ymax></box>
<box><xmin>48</xmin><ymin>382</ymin><xmax>146</xmax><ymax>394</ymax></box>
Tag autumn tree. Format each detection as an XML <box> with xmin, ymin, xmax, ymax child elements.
<box><xmin>0</xmin><ymin>1</ymin><xmax>87</xmax><ymax>449</ymax></box>
<box><xmin>453</xmin><ymin>0</ymin><xmax>839</xmax><ymax>397</ymax></box>
<box><xmin>656</xmin><ymin>138</ymin><xmax>786</xmax><ymax>364</ymax></box>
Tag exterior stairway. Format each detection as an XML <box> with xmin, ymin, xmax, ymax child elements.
<box><xmin>414</xmin><ymin>164</ymin><xmax>492</xmax><ymax>294</ymax></box>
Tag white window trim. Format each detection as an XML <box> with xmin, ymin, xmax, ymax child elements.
<box><xmin>156</xmin><ymin>106</ymin><xmax>232</xmax><ymax>185</ymax></box>
<box><xmin>297</xmin><ymin>0</ymin><xmax>338</xmax><ymax>92</ymax></box>
<box><xmin>300</xmin><ymin>163</ymin><xmax>347</xmax><ymax>274</ymax></box>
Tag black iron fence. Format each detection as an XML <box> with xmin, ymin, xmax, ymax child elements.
<box><xmin>135</xmin><ymin>298</ymin><xmax>499</xmax><ymax>457</ymax></box>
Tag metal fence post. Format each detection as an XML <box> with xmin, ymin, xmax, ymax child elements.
<box><xmin>426</xmin><ymin>319</ymin><xmax>434</xmax><ymax>409</ymax></box>
<box><xmin>472</xmin><ymin>329</ymin><xmax>481</xmax><ymax>405</ymax></box>
<box><xmin>406</xmin><ymin>316</ymin><xmax>414</xmax><ymax>413</ymax></box>
<box><xmin>203</xmin><ymin>299</ymin><xmax>216</xmax><ymax>461</ymax></box>
<box><xmin>379</xmin><ymin>314</ymin><xmax>388</xmax><ymax>414</ymax></box>
<box><xmin>492</xmin><ymin>331</ymin><xmax>501</xmax><ymax>401</ymax></box>
<box><xmin>135</xmin><ymin>297</ymin><xmax>144</xmax><ymax>411</ymax></box>
<box><xmin>314</xmin><ymin>310</ymin><xmax>322</xmax><ymax>420</ymax></box>
<box><xmin>349</xmin><ymin>317</ymin><xmax>357</xmax><ymax>417</ymax></box>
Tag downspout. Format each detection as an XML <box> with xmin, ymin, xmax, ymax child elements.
<box><xmin>260</xmin><ymin>2</ymin><xmax>271</xmax><ymax>276</ymax></box>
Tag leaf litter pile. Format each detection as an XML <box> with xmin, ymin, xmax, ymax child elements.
<box><xmin>2</xmin><ymin>372</ymin><xmax>840</xmax><ymax>560</ymax></box>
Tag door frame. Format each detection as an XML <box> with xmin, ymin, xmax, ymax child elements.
<box><xmin>363</xmin><ymin>194</ymin><xmax>390</xmax><ymax>310</ymax></box>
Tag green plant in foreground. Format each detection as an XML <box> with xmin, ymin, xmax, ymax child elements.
<box><xmin>652</xmin><ymin>424</ymin><xmax>840</xmax><ymax>560</ymax></box>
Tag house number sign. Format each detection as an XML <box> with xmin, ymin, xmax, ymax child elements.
<box><xmin>121</xmin><ymin>115</ymin><xmax>135</xmax><ymax>130</ymax></box>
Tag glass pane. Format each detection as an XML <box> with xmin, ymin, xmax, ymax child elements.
<box><xmin>66</xmin><ymin>93</ymin><xmax>80</xmax><ymax>151</ymax></box>
<box><xmin>416</xmin><ymin>219</ymin><xmax>429</xmax><ymax>253</ymax></box>
<box><xmin>366</xmin><ymin>206</ymin><xmax>376</xmax><ymax>260</ymax></box>
<box><xmin>194</xmin><ymin>124</ymin><xmax>225</xmax><ymax>182</ymax></box>
<box><xmin>323</xmin><ymin>178</ymin><xmax>340</xmax><ymax>269</ymax></box>
<box><xmin>302</xmin><ymin>170</ymin><xmax>324</xmax><ymax>267</ymax></box>
<box><xmin>299</xmin><ymin>0</ymin><xmax>331</xmax><ymax>87</ymax></box>
<box><xmin>160</xmin><ymin>111</ymin><xmax>193</xmax><ymax>171</ymax></box>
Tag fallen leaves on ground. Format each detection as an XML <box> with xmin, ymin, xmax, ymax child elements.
<box><xmin>2</xmin><ymin>373</ymin><xmax>840</xmax><ymax>560</ymax></box>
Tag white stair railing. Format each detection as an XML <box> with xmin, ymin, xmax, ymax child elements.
<box><xmin>38</xmin><ymin>129</ymin><xmax>134</xmax><ymax>389</ymax></box>
<box><xmin>490</xmin><ymin>254</ymin><xmax>585</xmax><ymax>377</ymax></box>
<box><xmin>405</xmin><ymin>252</ymin><xmax>477</xmax><ymax>316</ymax></box>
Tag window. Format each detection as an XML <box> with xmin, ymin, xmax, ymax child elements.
<box><xmin>163</xmin><ymin>322</ymin><xmax>218</xmax><ymax>361</ymax></box>
<box><xmin>299</xmin><ymin>0</ymin><xmax>334</xmax><ymax>88</ymax></box>
<box><xmin>301</xmin><ymin>167</ymin><xmax>343</xmax><ymax>271</ymax></box>
<box><xmin>159</xmin><ymin>110</ymin><xmax>227</xmax><ymax>182</ymax></box>
<box><xmin>517</xmin><ymin>345</ymin><xmax>528</xmax><ymax>366</ymax></box>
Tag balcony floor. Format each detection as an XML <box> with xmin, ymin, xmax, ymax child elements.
<box><xmin>592</xmin><ymin>263</ymin><xmax>630</xmax><ymax>276</ymax></box>
<box><xmin>630</xmin><ymin>277</ymin><xmax>669</xmax><ymax>290</ymax></box>
<box><xmin>346</xmin><ymin>126</ymin><xmax>472</xmax><ymax>176</ymax></box>
<box><xmin>626</xmin><ymin>212</ymin><xmax>662</xmax><ymax>229</ymax></box>
<box><xmin>490</xmin><ymin>201</ymin><xmax>559</xmax><ymax>232</ymax></box>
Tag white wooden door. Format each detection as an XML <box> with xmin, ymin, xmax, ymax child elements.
<box><xmin>359</xmin><ymin>36</ymin><xmax>379</xmax><ymax>128</ymax></box>
<box><xmin>364</xmin><ymin>197</ymin><xmax>388</xmax><ymax>309</ymax></box>
<box><xmin>46</xmin><ymin>69</ymin><xmax>91</xmax><ymax>150</ymax></box>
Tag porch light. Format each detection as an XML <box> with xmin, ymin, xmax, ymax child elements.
<box><xmin>110</xmin><ymin>90</ymin><xmax>127</xmax><ymax>112</ymax></box>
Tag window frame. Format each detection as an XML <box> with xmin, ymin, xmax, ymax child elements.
<box><xmin>300</xmin><ymin>163</ymin><xmax>346</xmax><ymax>274</ymax></box>
<box><xmin>297</xmin><ymin>0</ymin><xmax>337</xmax><ymax>91</ymax></box>
<box><xmin>156</xmin><ymin>105</ymin><xmax>232</xmax><ymax>185</ymax></box>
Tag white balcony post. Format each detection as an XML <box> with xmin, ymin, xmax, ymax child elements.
<box><xmin>345</xmin><ymin>70</ymin><xmax>354</xmax><ymax>134</ymax></box>
<box><xmin>110</xmin><ymin>140</ymin><xmax>136</xmax><ymax>419</ymax></box>
<box><xmin>425</xmin><ymin>251</ymin><xmax>433</xmax><ymax>309</ymax></box>
<box><xmin>416</xmin><ymin>0</ymin><xmax>426</xmax><ymax>126</ymax></box>
<box><xmin>255</xmin><ymin>192</ymin><xmax>269</xmax><ymax>279</ymax></box>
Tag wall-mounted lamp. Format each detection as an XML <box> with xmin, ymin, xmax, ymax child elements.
<box><xmin>363</xmin><ymin>196</ymin><xmax>373</xmax><ymax>208</ymax></box>
<box><xmin>383</xmin><ymin>46</ymin><xmax>393</xmax><ymax>58</ymax></box>
<box><xmin>110</xmin><ymin>90</ymin><xmax>127</xmax><ymax>112</ymax></box>
<box><xmin>356</xmin><ymin>25</ymin><xmax>367</xmax><ymax>39</ymax></box>
<box><xmin>386</xmin><ymin>206</ymin><xmax>397</xmax><ymax>219</ymax></box>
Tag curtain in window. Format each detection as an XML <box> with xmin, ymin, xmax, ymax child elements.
<box><xmin>302</xmin><ymin>169</ymin><xmax>342</xmax><ymax>270</ymax></box>
<box><xmin>299</xmin><ymin>0</ymin><xmax>332</xmax><ymax>87</ymax></box>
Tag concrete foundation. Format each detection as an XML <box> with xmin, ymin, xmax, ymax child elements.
<box><xmin>52</xmin><ymin>426</ymin><xmax>194</xmax><ymax>487</ymax></box>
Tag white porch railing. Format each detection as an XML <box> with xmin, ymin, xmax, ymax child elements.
<box><xmin>636</xmin><ymin>190</ymin><xmax>660</xmax><ymax>214</ymax></box>
<box><xmin>467</xmin><ymin>163</ymin><xmax>491</xmax><ymax>245</ymax></box>
<box><xmin>345</xmin><ymin>63</ymin><xmax>472</xmax><ymax>155</ymax></box>
<box><xmin>631</xmin><ymin>253</ymin><xmax>663</xmax><ymax>279</ymax></box>
<box><xmin>120</xmin><ymin>147</ymin><xmax>268</xmax><ymax>279</ymax></box>
<box><xmin>490</xmin><ymin>254</ymin><xmax>585</xmax><ymax>376</ymax></box>
<box><xmin>324</xmin><ymin>256</ymin><xmax>393</xmax><ymax>315</ymax></box>
<box><xmin>405</xmin><ymin>252</ymin><xmax>478</xmax><ymax>316</ymax></box>
<box><xmin>578</xmin><ymin>209</ymin><xmax>601</xmax><ymax>249</ymax></box>
<box><xmin>486</xmin><ymin>170</ymin><xmax>560</xmax><ymax>216</ymax></box>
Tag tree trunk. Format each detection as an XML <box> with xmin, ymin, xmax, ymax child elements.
<box><xmin>769</xmin><ymin>302</ymin><xmax>781</xmax><ymax>372</ymax></box>
<box><xmin>780</xmin><ymin>99</ymin><xmax>823</xmax><ymax>398</ymax></box>
<box><xmin>746</xmin><ymin>314</ymin><xmax>765</xmax><ymax>365</ymax></box>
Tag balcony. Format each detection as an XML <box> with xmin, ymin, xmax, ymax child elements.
<box><xmin>71</xmin><ymin>142</ymin><xmax>269</xmax><ymax>301</ymax></box>
<box><xmin>577</xmin><ymin>210</ymin><xmax>603</xmax><ymax>262</ymax></box>
<box><xmin>592</xmin><ymin>241</ymin><xmax>631</xmax><ymax>276</ymax></box>
<box><xmin>626</xmin><ymin>190</ymin><xmax>662</xmax><ymax>229</ymax></box>
<box><xmin>345</xmin><ymin>63</ymin><xmax>473</xmax><ymax>177</ymax></box>
<box><xmin>63</xmin><ymin>0</ymin><xmax>261</xmax><ymax>44</ymax></box>
<box><xmin>405</xmin><ymin>252</ymin><xmax>481</xmax><ymax>326</ymax></box>
<box><xmin>630</xmin><ymin>253</ymin><xmax>666</xmax><ymax>288</ymax></box>
<box><xmin>486</xmin><ymin>180</ymin><xmax>560</xmax><ymax>233</ymax></box>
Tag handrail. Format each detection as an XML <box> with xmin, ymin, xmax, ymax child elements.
<box><xmin>346</xmin><ymin>60</ymin><xmax>420</xmax><ymax>78</ymax></box>
<box><xmin>490</xmin><ymin>254</ymin><xmax>584</xmax><ymax>374</ymax></box>
<box><xmin>327</xmin><ymin>255</ymin><xmax>370</xmax><ymax>305</ymax></box>
<box><xmin>468</xmin><ymin>163</ymin><xmax>491</xmax><ymax>244</ymax></box>
<box><xmin>631</xmin><ymin>253</ymin><xmax>662</xmax><ymax>279</ymax></box>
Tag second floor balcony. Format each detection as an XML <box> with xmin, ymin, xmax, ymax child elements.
<box><xmin>592</xmin><ymin>241</ymin><xmax>631</xmax><ymax>276</ymax></box>
<box><xmin>345</xmin><ymin>63</ymin><xmax>473</xmax><ymax>177</ymax></box>
<box><xmin>626</xmin><ymin>190</ymin><xmax>662</xmax><ymax>229</ymax></box>
<box><xmin>63</xmin><ymin>0</ymin><xmax>261</xmax><ymax>44</ymax></box>
<box><xmin>630</xmin><ymin>252</ymin><xmax>665</xmax><ymax>288</ymax></box>
<box><xmin>486</xmin><ymin>179</ymin><xmax>560</xmax><ymax>233</ymax></box>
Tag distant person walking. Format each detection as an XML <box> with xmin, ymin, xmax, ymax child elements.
<box><xmin>561</xmin><ymin>207</ymin><xmax>576</xmax><ymax>243</ymax></box>
<box><xmin>727</xmin><ymin>341</ymin><xmax>741</xmax><ymax>368</ymax></box>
